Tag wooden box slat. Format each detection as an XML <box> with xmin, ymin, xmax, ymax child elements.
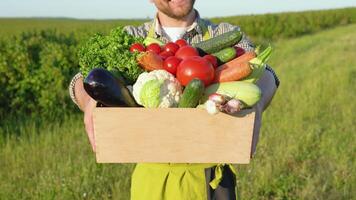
<box><xmin>93</xmin><ymin>108</ymin><xmax>255</xmax><ymax>164</ymax></box>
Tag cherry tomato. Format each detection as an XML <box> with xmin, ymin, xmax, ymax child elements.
<box><xmin>130</xmin><ymin>43</ymin><xmax>145</xmax><ymax>52</ymax></box>
<box><xmin>175</xmin><ymin>46</ymin><xmax>199</xmax><ymax>60</ymax></box>
<box><xmin>163</xmin><ymin>42</ymin><xmax>180</xmax><ymax>54</ymax></box>
<box><xmin>177</xmin><ymin>56</ymin><xmax>214</xmax><ymax>86</ymax></box>
<box><xmin>159</xmin><ymin>51</ymin><xmax>174</xmax><ymax>60</ymax></box>
<box><xmin>203</xmin><ymin>55</ymin><xmax>218</xmax><ymax>68</ymax></box>
<box><xmin>146</xmin><ymin>43</ymin><xmax>161</xmax><ymax>54</ymax></box>
<box><xmin>234</xmin><ymin>46</ymin><xmax>245</xmax><ymax>58</ymax></box>
<box><xmin>175</xmin><ymin>39</ymin><xmax>188</xmax><ymax>48</ymax></box>
<box><xmin>163</xmin><ymin>56</ymin><xmax>182</xmax><ymax>75</ymax></box>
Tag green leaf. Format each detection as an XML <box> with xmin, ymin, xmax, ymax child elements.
<box><xmin>139</xmin><ymin>79</ymin><xmax>162</xmax><ymax>108</ymax></box>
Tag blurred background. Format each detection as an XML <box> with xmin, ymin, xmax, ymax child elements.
<box><xmin>0</xmin><ymin>1</ymin><xmax>355</xmax><ymax>199</ymax></box>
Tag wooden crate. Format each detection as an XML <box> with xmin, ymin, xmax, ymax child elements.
<box><xmin>93</xmin><ymin>108</ymin><xmax>256</xmax><ymax>164</ymax></box>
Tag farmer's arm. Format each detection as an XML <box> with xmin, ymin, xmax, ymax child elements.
<box><xmin>256</xmin><ymin>66</ymin><xmax>279</xmax><ymax>111</ymax></box>
<box><xmin>251</xmin><ymin>67</ymin><xmax>279</xmax><ymax>156</ymax></box>
<box><xmin>69</xmin><ymin>73</ymin><xmax>97</xmax><ymax>152</ymax></box>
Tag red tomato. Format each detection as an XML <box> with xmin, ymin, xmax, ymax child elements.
<box><xmin>234</xmin><ymin>46</ymin><xmax>245</xmax><ymax>57</ymax></box>
<box><xmin>203</xmin><ymin>55</ymin><xmax>218</xmax><ymax>68</ymax></box>
<box><xmin>175</xmin><ymin>39</ymin><xmax>188</xmax><ymax>48</ymax></box>
<box><xmin>163</xmin><ymin>56</ymin><xmax>182</xmax><ymax>75</ymax></box>
<box><xmin>146</xmin><ymin>43</ymin><xmax>161</xmax><ymax>54</ymax></box>
<box><xmin>175</xmin><ymin>46</ymin><xmax>199</xmax><ymax>60</ymax></box>
<box><xmin>177</xmin><ymin>56</ymin><xmax>214</xmax><ymax>86</ymax></box>
<box><xmin>130</xmin><ymin>43</ymin><xmax>145</xmax><ymax>52</ymax></box>
<box><xmin>163</xmin><ymin>42</ymin><xmax>180</xmax><ymax>54</ymax></box>
<box><xmin>159</xmin><ymin>51</ymin><xmax>174</xmax><ymax>60</ymax></box>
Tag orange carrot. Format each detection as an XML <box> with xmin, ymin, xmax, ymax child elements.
<box><xmin>137</xmin><ymin>51</ymin><xmax>163</xmax><ymax>71</ymax></box>
<box><xmin>213</xmin><ymin>52</ymin><xmax>256</xmax><ymax>83</ymax></box>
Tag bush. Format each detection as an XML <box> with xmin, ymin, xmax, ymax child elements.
<box><xmin>211</xmin><ymin>7</ymin><xmax>356</xmax><ymax>42</ymax></box>
<box><xmin>0</xmin><ymin>30</ymin><xmax>80</xmax><ymax>119</ymax></box>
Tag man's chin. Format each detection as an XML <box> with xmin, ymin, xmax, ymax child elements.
<box><xmin>168</xmin><ymin>0</ymin><xmax>188</xmax><ymax>7</ymax></box>
<box><xmin>168</xmin><ymin>12</ymin><xmax>190</xmax><ymax>19</ymax></box>
<box><xmin>164</xmin><ymin>7</ymin><xmax>194</xmax><ymax>19</ymax></box>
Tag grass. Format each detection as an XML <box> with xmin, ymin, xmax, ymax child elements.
<box><xmin>0</xmin><ymin>115</ymin><xmax>134</xmax><ymax>199</ymax></box>
<box><xmin>235</xmin><ymin>23</ymin><xmax>356</xmax><ymax>199</ymax></box>
<box><xmin>1</xmin><ymin>25</ymin><xmax>356</xmax><ymax>199</ymax></box>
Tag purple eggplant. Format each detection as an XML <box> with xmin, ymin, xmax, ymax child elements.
<box><xmin>83</xmin><ymin>68</ymin><xmax>138</xmax><ymax>107</ymax></box>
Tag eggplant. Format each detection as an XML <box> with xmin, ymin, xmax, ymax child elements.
<box><xmin>83</xmin><ymin>68</ymin><xmax>138</xmax><ymax>107</ymax></box>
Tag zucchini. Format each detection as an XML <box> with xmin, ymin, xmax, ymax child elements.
<box><xmin>178</xmin><ymin>79</ymin><xmax>205</xmax><ymax>108</ymax></box>
<box><xmin>193</xmin><ymin>30</ymin><xmax>242</xmax><ymax>54</ymax></box>
<box><xmin>201</xmin><ymin>81</ymin><xmax>261</xmax><ymax>107</ymax></box>
<box><xmin>213</xmin><ymin>47</ymin><xmax>237</xmax><ymax>64</ymax></box>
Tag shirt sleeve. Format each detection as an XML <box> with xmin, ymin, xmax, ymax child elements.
<box><xmin>123</xmin><ymin>24</ymin><xmax>149</xmax><ymax>38</ymax></box>
<box><xmin>234</xmin><ymin>32</ymin><xmax>255</xmax><ymax>53</ymax></box>
<box><xmin>68</xmin><ymin>72</ymin><xmax>83</xmax><ymax>106</ymax></box>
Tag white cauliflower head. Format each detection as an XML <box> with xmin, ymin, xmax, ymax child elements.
<box><xmin>133</xmin><ymin>70</ymin><xmax>182</xmax><ymax>108</ymax></box>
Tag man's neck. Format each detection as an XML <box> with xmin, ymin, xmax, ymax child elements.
<box><xmin>157</xmin><ymin>10</ymin><xmax>196</xmax><ymax>27</ymax></box>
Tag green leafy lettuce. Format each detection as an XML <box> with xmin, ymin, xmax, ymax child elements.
<box><xmin>78</xmin><ymin>27</ymin><xmax>144</xmax><ymax>84</ymax></box>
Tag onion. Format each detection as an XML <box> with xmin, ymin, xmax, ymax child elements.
<box><xmin>223</xmin><ymin>99</ymin><xmax>242</xmax><ymax>114</ymax></box>
<box><xmin>205</xmin><ymin>100</ymin><xmax>220</xmax><ymax>115</ymax></box>
<box><xmin>208</xmin><ymin>93</ymin><xmax>227</xmax><ymax>105</ymax></box>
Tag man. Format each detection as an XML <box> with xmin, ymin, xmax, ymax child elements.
<box><xmin>69</xmin><ymin>0</ymin><xmax>279</xmax><ymax>199</ymax></box>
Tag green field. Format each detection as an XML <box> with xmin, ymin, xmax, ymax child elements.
<box><xmin>1</xmin><ymin>20</ymin><xmax>355</xmax><ymax>200</ymax></box>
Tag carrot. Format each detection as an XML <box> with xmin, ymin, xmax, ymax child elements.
<box><xmin>137</xmin><ymin>51</ymin><xmax>163</xmax><ymax>71</ymax></box>
<box><xmin>213</xmin><ymin>52</ymin><xmax>256</xmax><ymax>83</ymax></box>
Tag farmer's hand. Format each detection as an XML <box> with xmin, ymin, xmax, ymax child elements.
<box><xmin>84</xmin><ymin>98</ymin><xmax>97</xmax><ymax>152</ymax></box>
<box><xmin>71</xmin><ymin>76</ymin><xmax>97</xmax><ymax>152</ymax></box>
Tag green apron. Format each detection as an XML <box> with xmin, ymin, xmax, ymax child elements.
<box><xmin>131</xmin><ymin>21</ymin><xmax>236</xmax><ymax>200</ymax></box>
<box><xmin>131</xmin><ymin>163</ymin><xmax>237</xmax><ymax>200</ymax></box>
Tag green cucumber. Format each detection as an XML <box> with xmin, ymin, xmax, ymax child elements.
<box><xmin>178</xmin><ymin>79</ymin><xmax>205</xmax><ymax>108</ymax></box>
<box><xmin>213</xmin><ymin>47</ymin><xmax>237</xmax><ymax>64</ymax></box>
<box><xmin>193</xmin><ymin>30</ymin><xmax>242</xmax><ymax>54</ymax></box>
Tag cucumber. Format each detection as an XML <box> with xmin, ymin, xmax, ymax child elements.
<box><xmin>201</xmin><ymin>81</ymin><xmax>261</xmax><ymax>107</ymax></box>
<box><xmin>213</xmin><ymin>47</ymin><xmax>237</xmax><ymax>64</ymax></box>
<box><xmin>193</xmin><ymin>30</ymin><xmax>242</xmax><ymax>54</ymax></box>
<box><xmin>178</xmin><ymin>79</ymin><xmax>205</xmax><ymax>108</ymax></box>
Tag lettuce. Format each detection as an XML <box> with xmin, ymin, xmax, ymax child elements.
<box><xmin>78</xmin><ymin>27</ymin><xmax>144</xmax><ymax>84</ymax></box>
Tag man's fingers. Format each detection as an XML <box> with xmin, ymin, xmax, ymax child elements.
<box><xmin>84</xmin><ymin>101</ymin><xmax>97</xmax><ymax>153</ymax></box>
<box><xmin>85</xmin><ymin>118</ymin><xmax>96</xmax><ymax>152</ymax></box>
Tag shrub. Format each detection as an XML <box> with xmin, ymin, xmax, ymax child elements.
<box><xmin>0</xmin><ymin>30</ymin><xmax>79</xmax><ymax>119</ymax></box>
<box><xmin>211</xmin><ymin>7</ymin><xmax>356</xmax><ymax>42</ymax></box>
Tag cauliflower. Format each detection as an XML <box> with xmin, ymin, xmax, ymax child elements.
<box><xmin>133</xmin><ymin>70</ymin><xmax>182</xmax><ymax>108</ymax></box>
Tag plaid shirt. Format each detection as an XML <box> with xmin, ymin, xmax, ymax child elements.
<box><xmin>124</xmin><ymin>10</ymin><xmax>255</xmax><ymax>52</ymax></box>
